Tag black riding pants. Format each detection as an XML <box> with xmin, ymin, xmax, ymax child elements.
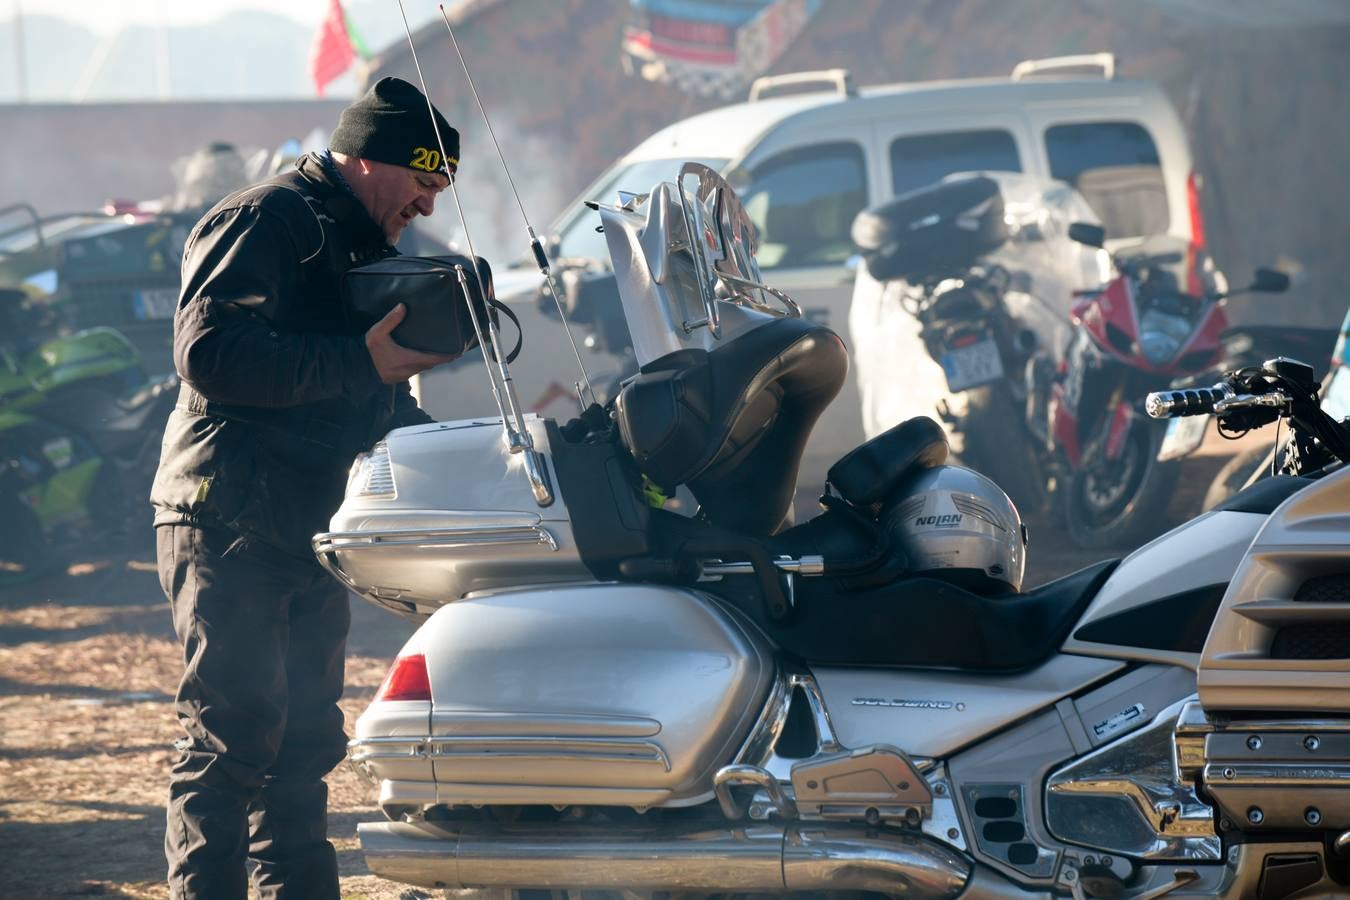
<box><xmin>157</xmin><ymin>524</ymin><xmax>350</xmax><ymax>900</ymax></box>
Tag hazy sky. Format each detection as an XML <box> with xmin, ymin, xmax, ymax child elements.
<box><xmin>4</xmin><ymin>0</ymin><xmax>406</xmax><ymax>34</ymax></box>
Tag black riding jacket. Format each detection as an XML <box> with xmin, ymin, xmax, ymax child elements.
<box><xmin>150</xmin><ymin>152</ymin><xmax>432</xmax><ymax>557</ymax></box>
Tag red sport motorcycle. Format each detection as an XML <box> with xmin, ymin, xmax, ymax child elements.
<box><xmin>1031</xmin><ymin>226</ymin><xmax>1290</xmax><ymax>547</ymax></box>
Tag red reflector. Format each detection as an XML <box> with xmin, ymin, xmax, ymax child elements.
<box><xmin>951</xmin><ymin>333</ymin><xmax>979</xmax><ymax>348</ymax></box>
<box><xmin>375</xmin><ymin>653</ymin><xmax>431</xmax><ymax>702</ymax></box>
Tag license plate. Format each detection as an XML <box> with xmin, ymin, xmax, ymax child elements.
<box><xmin>1158</xmin><ymin>413</ymin><xmax>1209</xmax><ymax>462</ymax></box>
<box><xmin>941</xmin><ymin>337</ymin><xmax>1004</xmax><ymax>392</ymax></box>
<box><xmin>132</xmin><ymin>287</ymin><xmax>179</xmax><ymax>320</ymax></box>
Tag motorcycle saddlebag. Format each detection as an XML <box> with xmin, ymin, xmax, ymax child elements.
<box><xmin>350</xmin><ymin>583</ymin><xmax>777</xmax><ymax>811</ymax></box>
<box><xmin>851</xmin><ymin>175</ymin><xmax>1007</xmax><ymax>282</ymax></box>
<box><xmin>343</xmin><ymin>254</ymin><xmax>496</xmax><ymax>356</ymax></box>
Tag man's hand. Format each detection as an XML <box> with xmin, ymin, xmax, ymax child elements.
<box><xmin>365</xmin><ymin>304</ymin><xmax>460</xmax><ymax>384</ymax></box>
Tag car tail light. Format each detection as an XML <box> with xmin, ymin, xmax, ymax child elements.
<box><xmin>374</xmin><ymin>654</ymin><xmax>431</xmax><ymax>702</ymax></box>
<box><xmin>1186</xmin><ymin>170</ymin><xmax>1207</xmax><ymax>250</ymax></box>
<box><xmin>1185</xmin><ymin>171</ymin><xmax>1207</xmax><ymax>298</ymax></box>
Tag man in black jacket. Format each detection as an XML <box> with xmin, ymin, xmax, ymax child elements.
<box><xmin>150</xmin><ymin>77</ymin><xmax>460</xmax><ymax>899</ymax></box>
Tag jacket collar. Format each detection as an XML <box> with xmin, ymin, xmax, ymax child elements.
<box><xmin>293</xmin><ymin>151</ymin><xmax>390</xmax><ymax>254</ymax></box>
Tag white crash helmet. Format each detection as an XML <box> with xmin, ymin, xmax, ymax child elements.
<box><xmin>883</xmin><ymin>465</ymin><xmax>1028</xmax><ymax>593</ymax></box>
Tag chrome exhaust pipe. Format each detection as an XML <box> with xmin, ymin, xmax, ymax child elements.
<box><xmin>359</xmin><ymin>820</ymin><xmax>972</xmax><ymax>895</ymax></box>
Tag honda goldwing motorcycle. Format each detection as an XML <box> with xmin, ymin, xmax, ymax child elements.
<box><xmin>315</xmin><ymin>164</ymin><xmax>1350</xmax><ymax>898</ymax></box>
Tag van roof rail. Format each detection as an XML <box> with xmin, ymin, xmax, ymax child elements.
<box><xmin>749</xmin><ymin>69</ymin><xmax>857</xmax><ymax>102</ymax></box>
<box><xmin>1011</xmin><ymin>52</ymin><xmax>1116</xmax><ymax>81</ymax></box>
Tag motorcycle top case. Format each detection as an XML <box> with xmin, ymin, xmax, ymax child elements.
<box><xmin>352</xmin><ymin>582</ymin><xmax>777</xmax><ymax>810</ymax></box>
<box><xmin>851</xmin><ymin>175</ymin><xmax>1007</xmax><ymax>282</ymax></box>
<box><xmin>342</xmin><ymin>254</ymin><xmax>496</xmax><ymax>356</ymax></box>
<box><xmin>316</xmin><ymin>415</ymin><xmax>594</xmax><ymax>620</ymax></box>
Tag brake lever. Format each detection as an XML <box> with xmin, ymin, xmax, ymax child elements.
<box><xmin>1213</xmin><ymin>392</ymin><xmax>1291</xmax><ymax>415</ymax></box>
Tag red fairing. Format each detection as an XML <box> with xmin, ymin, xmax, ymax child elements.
<box><xmin>1080</xmin><ymin>275</ymin><xmax>1139</xmax><ymax>364</ymax></box>
<box><xmin>1049</xmin><ymin>384</ymin><xmax>1081</xmax><ymax>466</ymax></box>
<box><xmin>1173</xmin><ymin>301</ymin><xmax>1228</xmax><ymax>375</ymax></box>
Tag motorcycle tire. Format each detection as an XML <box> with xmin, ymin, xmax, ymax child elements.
<box><xmin>1202</xmin><ymin>443</ymin><xmax>1279</xmax><ymax>512</ymax></box>
<box><xmin>956</xmin><ymin>382</ymin><xmax>1047</xmax><ymax>515</ymax></box>
<box><xmin>1062</xmin><ymin>422</ymin><xmax>1180</xmax><ymax>551</ymax></box>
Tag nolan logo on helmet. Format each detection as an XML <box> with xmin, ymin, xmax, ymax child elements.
<box><xmin>914</xmin><ymin>514</ymin><xmax>963</xmax><ymax>528</ymax></box>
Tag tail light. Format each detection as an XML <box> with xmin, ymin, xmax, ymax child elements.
<box><xmin>374</xmin><ymin>653</ymin><xmax>431</xmax><ymax>702</ymax></box>
<box><xmin>1185</xmin><ymin>170</ymin><xmax>1207</xmax><ymax>298</ymax></box>
<box><xmin>1186</xmin><ymin>170</ymin><xmax>1207</xmax><ymax>250</ymax></box>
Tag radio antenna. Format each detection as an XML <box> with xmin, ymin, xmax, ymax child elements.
<box><xmin>395</xmin><ymin>0</ymin><xmax>553</xmax><ymax>507</ymax></box>
<box><xmin>436</xmin><ymin>2</ymin><xmax>596</xmax><ymax>408</ymax></box>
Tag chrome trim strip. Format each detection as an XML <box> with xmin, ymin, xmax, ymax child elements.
<box><xmin>349</xmin><ymin>734</ymin><xmax>670</xmax><ymax>771</ymax></box>
<box><xmin>312</xmin><ymin>524</ymin><xmax>558</xmax><ymax>606</ymax></box>
<box><xmin>313</xmin><ymin>524</ymin><xmax>558</xmax><ymax>553</ymax></box>
<box><xmin>1202</xmin><ymin>762</ymin><xmax>1350</xmax><ymax>786</ymax></box>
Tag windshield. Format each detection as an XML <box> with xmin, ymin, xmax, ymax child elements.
<box><xmin>554</xmin><ymin>156</ymin><xmax>728</xmax><ymax>262</ymax></box>
<box><xmin>0</xmin><ymin>213</ymin><xmax>131</xmax><ymax>256</ymax></box>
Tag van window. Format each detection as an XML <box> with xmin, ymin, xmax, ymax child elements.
<box><xmin>889</xmin><ymin>130</ymin><xmax>1022</xmax><ymax>196</ymax></box>
<box><xmin>1045</xmin><ymin>122</ymin><xmax>1169</xmax><ymax>238</ymax></box>
<box><xmin>553</xmin><ymin>156</ymin><xmax>727</xmax><ymax>261</ymax></box>
<box><xmin>741</xmin><ymin>143</ymin><xmax>867</xmax><ymax>270</ymax></box>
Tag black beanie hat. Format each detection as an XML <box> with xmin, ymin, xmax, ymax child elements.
<box><xmin>330</xmin><ymin>77</ymin><xmax>460</xmax><ymax>176</ymax></box>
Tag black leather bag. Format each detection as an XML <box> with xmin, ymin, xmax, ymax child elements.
<box><xmin>343</xmin><ymin>254</ymin><xmax>518</xmax><ymax>359</ymax></box>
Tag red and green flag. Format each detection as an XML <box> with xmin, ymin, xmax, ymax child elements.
<box><xmin>308</xmin><ymin>0</ymin><xmax>370</xmax><ymax>96</ymax></box>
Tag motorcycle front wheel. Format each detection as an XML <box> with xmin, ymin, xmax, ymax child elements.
<box><xmin>1062</xmin><ymin>422</ymin><xmax>1179</xmax><ymax>550</ymax></box>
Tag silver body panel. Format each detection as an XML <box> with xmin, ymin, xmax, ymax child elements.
<box><xmin>949</xmin><ymin>665</ymin><xmax>1199</xmax><ymax>890</ymax></box>
<box><xmin>1200</xmin><ymin>463</ymin><xmax>1350</xmax><ymax>712</ymax></box>
<box><xmin>317</xmin><ymin>416</ymin><xmax>588</xmax><ymax>619</ymax></box>
<box><xmin>1062</xmin><ymin>508</ymin><xmax>1267</xmax><ymax>669</ymax></box>
<box><xmin>353</xmin><ymin>584</ymin><xmax>775</xmax><ymax>809</ymax></box>
<box><xmin>811</xmin><ymin>654</ymin><xmax>1123</xmax><ymax>759</ymax></box>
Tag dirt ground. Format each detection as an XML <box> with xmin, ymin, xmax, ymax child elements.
<box><xmin>0</xmin><ymin>427</ymin><xmax>1266</xmax><ymax>899</ymax></box>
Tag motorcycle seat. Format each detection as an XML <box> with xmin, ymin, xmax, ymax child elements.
<box><xmin>717</xmin><ymin>557</ymin><xmax>1119</xmax><ymax>673</ymax></box>
<box><xmin>614</xmin><ymin>315</ymin><xmax>847</xmax><ymax>536</ymax></box>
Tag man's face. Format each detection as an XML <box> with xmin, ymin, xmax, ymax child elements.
<box><xmin>351</xmin><ymin>158</ymin><xmax>450</xmax><ymax>244</ymax></box>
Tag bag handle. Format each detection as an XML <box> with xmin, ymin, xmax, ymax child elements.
<box><xmin>485</xmin><ymin>296</ymin><xmax>522</xmax><ymax>364</ymax></box>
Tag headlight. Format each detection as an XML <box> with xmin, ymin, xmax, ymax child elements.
<box><xmin>345</xmin><ymin>441</ymin><xmax>396</xmax><ymax>499</ymax></box>
<box><xmin>1138</xmin><ymin>309</ymin><xmax>1192</xmax><ymax>365</ymax></box>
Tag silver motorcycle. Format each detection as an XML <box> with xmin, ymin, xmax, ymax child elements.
<box><xmin>314</xmin><ymin>164</ymin><xmax>1350</xmax><ymax>898</ymax></box>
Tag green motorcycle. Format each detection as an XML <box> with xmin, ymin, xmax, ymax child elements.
<box><xmin>0</xmin><ymin>289</ymin><xmax>178</xmax><ymax>582</ymax></box>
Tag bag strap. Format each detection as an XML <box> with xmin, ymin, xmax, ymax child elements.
<box><xmin>487</xmin><ymin>296</ymin><xmax>523</xmax><ymax>364</ymax></box>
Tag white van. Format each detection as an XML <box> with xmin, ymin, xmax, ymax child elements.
<box><xmin>419</xmin><ymin>53</ymin><xmax>1202</xmax><ymax>485</ymax></box>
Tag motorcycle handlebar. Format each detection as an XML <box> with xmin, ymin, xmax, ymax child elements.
<box><xmin>1145</xmin><ymin>384</ymin><xmax>1230</xmax><ymax>419</ymax></box>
